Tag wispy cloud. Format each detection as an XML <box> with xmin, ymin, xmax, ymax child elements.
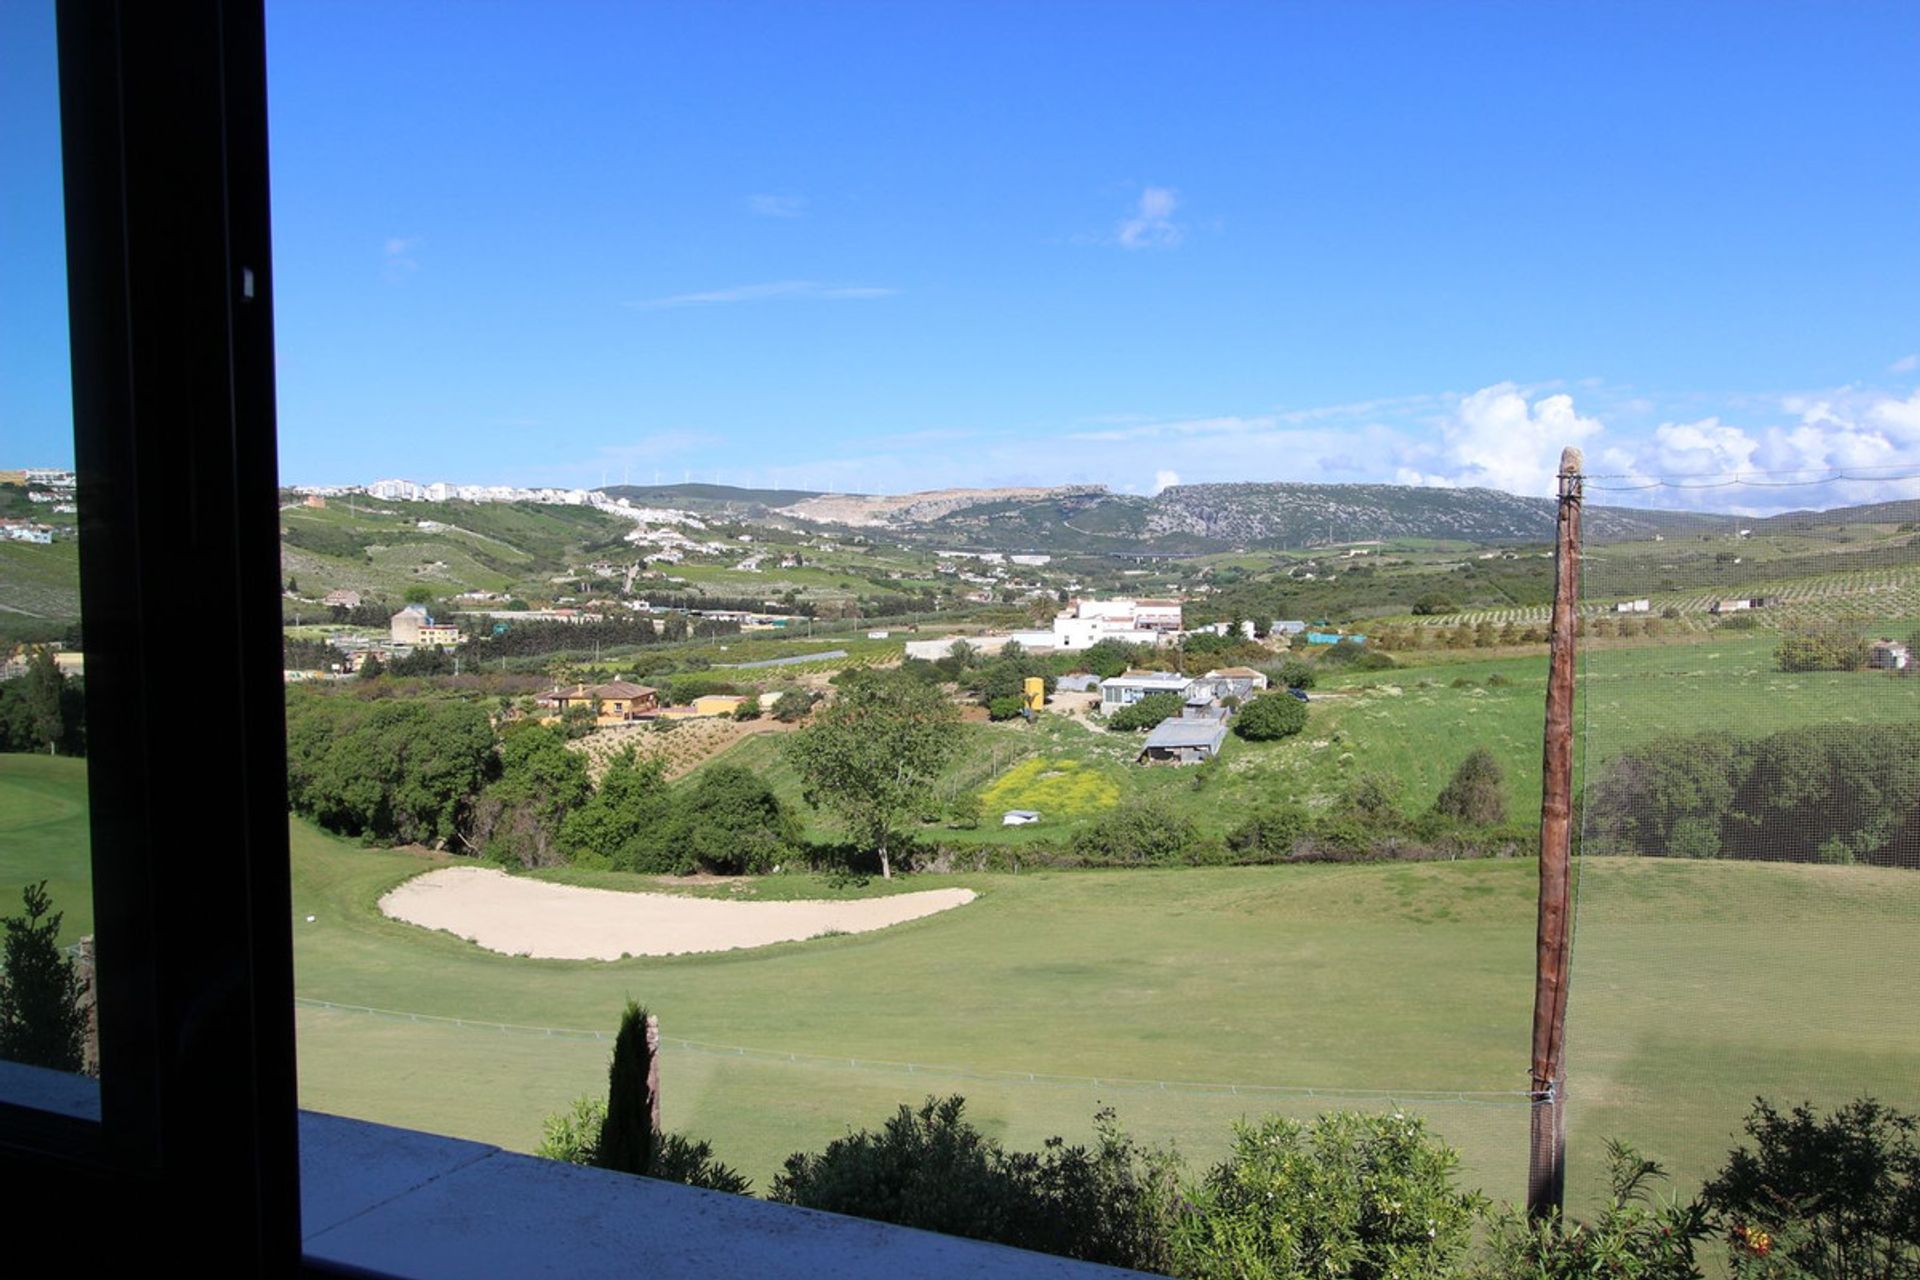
<box><xmin>747</xmin><ymin>193</ymin><xmax>807</xmax><ymax>218</ymax></box>
<box><xmin>1893</xmin><ymin>353</ymin><xmax>1919</xmax><ymax>374</ymax></box>
<box><xmin>624</xmin><ymin>281</ymin><xmax>898</xmax><ymax>310</ymax></box>
<box><xmin>1116</xmin><ymin>186</ymin><xmax>1183</xmax><ymax>250</ymax></box>
<box><xmin>382</xmin><ymin>236</ymin><xmax>421</xmax><ymax>281</ymax></box>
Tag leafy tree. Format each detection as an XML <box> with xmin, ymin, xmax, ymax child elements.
<box><xmin>947</xmin><ymin>791</ymin><xmax>983</xmax><ymax>830</ymax></box>
<box><xmin>659</xmin><ymin>764</ymin><xmax>800</xmax><ymax>874</ymax></box>
<box><xmin>1777</xmin><ymin>619</ymin><xmax>1871</xmax><ymax>673</ymax></box>
<box><xmin>771</xmin><ymin>689</ymin><xmax>815</xmax><ymax>722</ymax></box>
<box><xmin>24</xmin><ymin>646</ymin><xmax>63</xmax><ymax>755</ymax></box>
<box><xmin>1277</xmin><ymin>659</ymin><xmax>1317</xmax><ymax>690</ymax></box>
<box><xmin>595</xmin><ymin>1001</ymin><xmax>656</xmax><ymax>1178</ymax></box>
<box><xmin>1413</xmin><ymin>593</ymin><xmax>1456</xmax><ymax>616</ymax></box>
<box><xmin>1106</xmin><ymin>692</ymin><xmax>1183</xmax><ymax>733</ymax></box>
<box><xmin>987</xmin><ymin>694</ymin><xmax>1026</xmax><ymax>721</ymax></box>
<box><xmin>1702</xmin><ymin>1098</ymin><xmax>1920</xmax><ymax>1280</ymax></box>
<box><xmin>1081</xmin><ymin>639</ymin><xmax>1140</xmax><ymax>680</ymax></box>
<box><xmin>403</xmin><ymin>584</ymin><xmax>434</xmax><ymax>605</ymax></box>
<box><xmin>1234</xmin><ymin>692</ymin><xmax>1308</xmax><ymax>741</ymax></box>
<box><xmin>0</xmin><ymin>881</ymin><xmax>85</xmax><ymax>1072</ymax></box>
<box><xmin>1434</xmin><ymin>747</ymin><xmax>1507</xmax><ymax>825</ymax></box>
<box><xmin>357</xmin><ymin>652</ymin><xmax>384</xmax><ymax>680</ymax></box>
<box><xmin>784</xmin><ymin>672</ymin><xmax>962</xmax><ymax>878</ymax></box>
<box><xmin>283</xmin><ymin>692</ymin><xmax>494</xmax><ymax>846</ymax></box>
<box><xmin>470</xmin><ymin>721</ymin><xmax>591</xmax><ymax>866</ymax></box>
<box><xmin>1171</xmin><ymin>1111</ymin><xmax>1482</xmax><ymax>1280</ymax></box>
<box><xmin>559</xmin><ymin>747</ymin><xmax>675</xmax><ymax>871</ymax></box>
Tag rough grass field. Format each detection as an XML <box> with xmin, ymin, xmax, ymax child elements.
<box><xmin>7</xmin><ymin>753</ymin><xmax>1917</xmax><ymax>1214</ymax></box>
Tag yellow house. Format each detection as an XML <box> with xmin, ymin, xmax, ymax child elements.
<box><xmin>690</xmin><ymin>694</ymin><xmax>747</xmax><ymax>717</ymax></box>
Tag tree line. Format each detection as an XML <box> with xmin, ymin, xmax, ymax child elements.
<box><xmin>1586</xmin><ymin>722</ymin><xmax>1920</xmax><ymax>866</ymax></box>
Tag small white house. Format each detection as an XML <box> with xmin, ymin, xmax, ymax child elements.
<box><xmin>1614</xmin><ymin>599</ymin><xmax>1651</xmax><ymax>614</ymax></box>
<box><xmin>1869</xmin><ymin>640</ymin><xmax>1912</xmax><ymax>671</ymax></box>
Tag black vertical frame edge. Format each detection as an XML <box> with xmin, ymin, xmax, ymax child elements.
<box><xmin>0</xmin><ymin>0</ymin><xmax>302</xmax><ymax>1268</ymax></box>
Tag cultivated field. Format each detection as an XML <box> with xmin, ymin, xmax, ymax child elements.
<box><xmin>6</xmin><ymin>753</ymin><xmax>1917</xmax><ymax>1215</ymax></box>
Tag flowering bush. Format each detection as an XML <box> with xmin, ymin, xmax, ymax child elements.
<box><xmin>1171</xmin><ymin>1111</ymin><xmax>1482</xmax><ymax>1280</ymax></box>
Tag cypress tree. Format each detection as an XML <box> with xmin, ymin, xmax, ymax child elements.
<box><xmin>0</xmin><ymin>881</ymin><xmax>85</xmax><ymax>1071</ymax></box>
<box><xmin>594</xmin><ymin>1000</ymin><xmax>655</xmax><ymax>1176</ymax></box>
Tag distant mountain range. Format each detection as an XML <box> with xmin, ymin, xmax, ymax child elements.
<box><xmin>600</xmin><ymin>480</ymin><xmax>1727</xmax><ymax>552</ymax></box>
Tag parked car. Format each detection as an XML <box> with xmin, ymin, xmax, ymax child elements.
<box><xmin>1287</xmin><ymin>687</ymin><xmax>1309</xmax><ymax>702</ymax></box>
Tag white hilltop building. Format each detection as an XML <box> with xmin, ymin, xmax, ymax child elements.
<box><xmin>904</xmin><ymin>597</ymin><xmax>1184</xmax><ymax>661</ymax></box>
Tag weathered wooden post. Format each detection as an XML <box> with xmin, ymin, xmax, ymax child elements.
<box><xmin>645</xmin><ymin>1012</ymin><xmax>662</xmax><ymax>1137</ymax></box>
<box><xmin>1528</xmin><ymin>447</ymin><xmax>1583</xmax><ymax>1222</ymax></box>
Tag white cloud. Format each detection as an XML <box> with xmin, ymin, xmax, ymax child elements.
<box><xmin>1890</xmin><ymin>353</ymin><xmax>1918</xmax><ymax>374</ymax></box>
<box><xmin>625</xmin><ymin>281</ymin><xmax>898</xmax><ymax>309</ymax></box>
<box><xmin>1116</xmin><ymin>186</ymin><xmax>1183</xmax><ymax>250</ymax></box>
<box><xmin>1153</xmin><ymin>469</ymin><xmax>1180</xmax><ymax>494</ymax></box>
<box><xmin>747</xmin><ymin>193</ymin><xmax>807</xmax><ymax>218</ymax></box>
<box><xmin>382</xmin><ymin>236</ymin><xmax>420</xmax><ymax>280</ymax></box>
<box><xmin>1407</xmin><ymin>384</ymin><xmax>1603</xmax><ymax>496</ymax></box>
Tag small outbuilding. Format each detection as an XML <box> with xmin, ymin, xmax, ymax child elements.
<box><xmin>1137</xmin><ymin>718</ymin><xmax>1228</xmax><ymax>766</ymax></box>
<box><xmin>1001</xmin><ymin>809</ymin><xmax>1042</xmax><ymax>826</ymax></box>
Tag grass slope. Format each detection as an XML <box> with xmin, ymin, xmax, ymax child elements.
<box><xmin>8</xmin><ymin>752</ymin><xmax>1917</xmax><ymax>1213</ymax></box>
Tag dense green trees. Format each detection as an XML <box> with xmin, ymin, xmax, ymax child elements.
<box><xmin>0</xmin><ymin>651</ymin><xmax>83</xmax><ymax>755</ymax></box>
<box><xmin>284</xmin><ymin>693</ymin><xmax>495</xmax><ymax>845</ymax></box>
<box><xmin>785</xmin><ymin>671</ymin><xmax>962</xmax><ymax>878</ymax></box>
<box><xmin>1233</xmin><ymin>692</ymin><xmax>1308</xmax><ymax>741</ymax></box>
<box><xmin>468</xmin><ymin>721</ymin><xmax>592</xmax><ymax>866</ymax></box>
<box><xmin>0</xmin><ymin>882</ymin><xmax>85</xmax><ymax>1072</ymax></box>
<box><xmin>1587</xmin><ymin>724</ymin><xmax>1920</xmax><ymax>865</ymax></box>
<box><xmin>656</xmin><ymin>764</ymin><xmax>800</xmax><ymax>875</ymax></box>
<box><xmin>559</xmin><ymin>747</ymin><xmax>675</xmax><ymax>870</ymax></box>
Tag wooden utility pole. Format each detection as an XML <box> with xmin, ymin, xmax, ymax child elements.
<box><xmin>1528</xmin><ymin>447</ymin><xmax>1583</xmax><ymax>1222</ymax></box>
<box><xmin>645</xmin><ymin>1013</ymin><xmax>662</xmax><ymax>1136</ymax></box>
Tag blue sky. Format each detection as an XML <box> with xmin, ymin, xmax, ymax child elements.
<box><xmin>6</xmin><ymin>2</ymin><xmax>1919</xmax><ymax>509</ymax></box>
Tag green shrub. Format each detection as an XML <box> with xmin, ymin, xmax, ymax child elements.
<box><xmin>1277</xmin><ymin>660</ymin><xmax>1317</xmax><ymax>690</ymax></box>
<box><xmin>1071</xmin><ymin>795</ymin><xmax>1200</xmax><ymax>864</ymax></box>
<box><xmin>1227</xmin><ymin>801</ymin><xmax>1311</xmax><ymax>860</ymax></box>
<box><xmin>1486</xmin><ymin>673</ymin><xmax>1512</xmax><ymax>688</ymax></box>
<box><xmin>1341</xmin><ymin>771</ymin><xmax>1402</xmax><ymax>820</ymax></box>
<box><xmin>1106</xmin><ymin>691</ymin><xmax>1184</xmax><ymax>733</ymax></box>
<box><xmin>987</xmin><ymin>694</ymin><xmax>1027</xmax><ymax>721</ymax></box>
<box><xmin>1775</xmin><ymin>619</ymin><xmax>1868</xmax><ymax>671</ymax></box>
<box><xmin>732</xmin><ymin>698</ymin><xmax>761</xmax><ymax>721</ymax></box>
<box><xmin>1413</xmin><ymin>593</ymin><xmax>1456</xmax><ymax>615</ymax></box>
<box><xmin>1350</xmin><ymin>650</ymin><xmax>1397</xmax><ymax>671</ymax></box>
<box><xmin>1171</xmin><ymin>1111</ymin><xmax>1481</xmax><ymax>1280</ymax></box>
<box><xmin>1473</xmin><ymin>1141</ymin><xmax>1708</xmax><ymax>1280</ymax></box>
<box><xmin>770</xmin><ymin>1096</ymin><xmax>1178</xmax><ymax>1272</ymax></box>
<box><xmin>772</xmin><ymin>689</ymin><xmax>815</xmax><ymax>721</ymax></box>
<box><xmin>538</xmin><ymin>1094</ymin><xmax>750</xmax><ymax>1194</ymax></box>
<box><xmin>1234</xmin><ymin>692</ymin><xmax>1308</xmax><ymax>741</ymax></box>
<box><xmin>1702</xmin><ymin>1098</ymin><xmax>1920</xmax><ymax>1280</ymax></box>
<box><xmin>1433</xmin><ymin>747</ymin><xmax>1507</xmax><ymax>826</ymax></box>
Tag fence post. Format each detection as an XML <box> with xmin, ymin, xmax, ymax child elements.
<box><xmin>645</xmin><ymin>1013</ymin><xmax>662</xmax><ymax>1136</ymax></box>
<box><xmin>1528</xmin><ymin>447</ymin><xmax>1583</xmax><ymax>1222</ymax></box>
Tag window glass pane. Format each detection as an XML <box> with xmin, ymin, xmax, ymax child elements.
<box><xmin>0</xmin><ymin>0</ymin><xmax>101</xmax><ymax>1097</ymax></box>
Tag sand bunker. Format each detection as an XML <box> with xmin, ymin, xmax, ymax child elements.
<box><xmin>379</xmin><ymin>866</ymin><xmax>977</xmax><ymax>961</ymax></box>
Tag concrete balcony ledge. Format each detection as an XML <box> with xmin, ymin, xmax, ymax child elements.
<box><xmin>300</xmin><ymin>1111</ymin><xmax>1157</xmax><ymax>1279</ymax></box>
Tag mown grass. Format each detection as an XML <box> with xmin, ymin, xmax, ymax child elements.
<box><xmin>8</xmin><ymin>752</ymin><xmax>1918</xmax><ymax>1214</ymax></box>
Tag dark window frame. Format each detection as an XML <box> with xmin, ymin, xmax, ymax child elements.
<box><xmin>0</xmin><ymin>2</ymin><xmax>301</xmax><ymax>1269</ymax></box>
